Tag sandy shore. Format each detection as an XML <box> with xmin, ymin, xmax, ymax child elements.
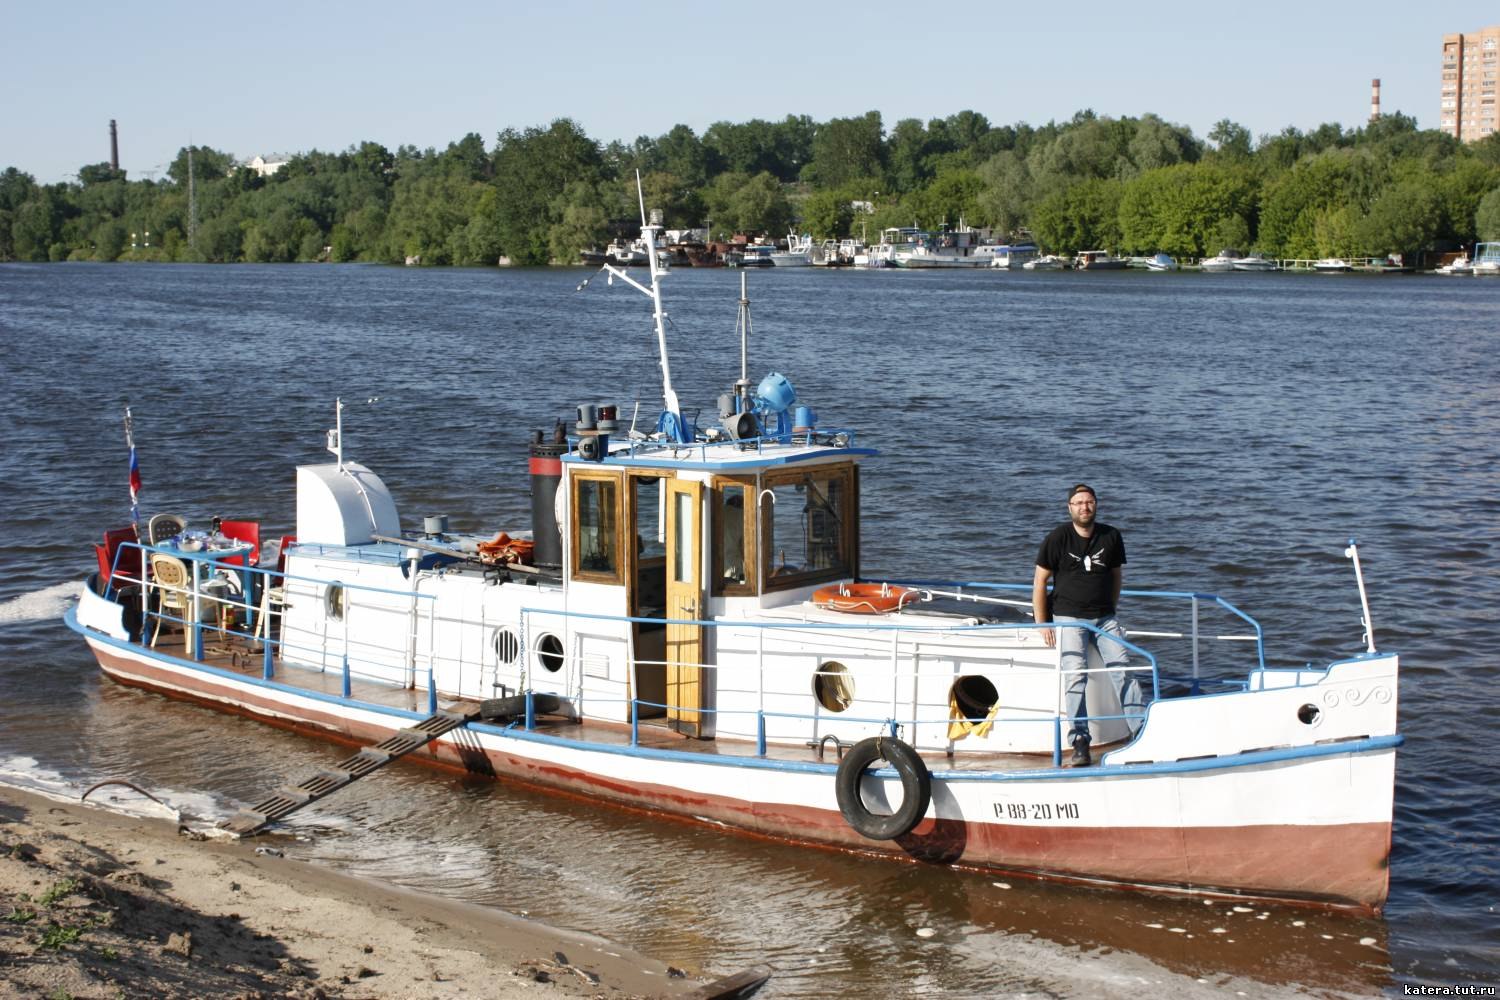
<box><xmin>0</xmin><ymin>785</ymin><xmax>723</xmax><ymax>999</ymax></box>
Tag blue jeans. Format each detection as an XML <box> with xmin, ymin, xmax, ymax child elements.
<box><xmin>1055</xmin><ymin>614</ymin><xmax>1143</xmax><ymax>741</ymax></box>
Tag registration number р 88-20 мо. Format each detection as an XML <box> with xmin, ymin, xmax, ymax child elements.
<box><xmin>993</xmin><ymin>801</ymin><xmax>1080</xmax><ymax>820</ymax></box>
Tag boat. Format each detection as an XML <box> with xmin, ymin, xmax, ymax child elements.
<box><xmin>982</xmin><ymin>244</ymin><xmax>1041</xmax><ymax>270</ymax></box>
<box><xmin>1473</xmin><ymin>242</ymin><xmax>1500</xmax><ymax>276</ymax></box>
<box><xmin>70</xmin><ymin>212</ymin><xmax>1402</xmax><ymax>914</ymax></box>
<box><xmin>725</xmin><ymin>244</ymin><xmax>774</xmax><ymax>268</ymax></box>
<box><xmin>1232</xmin><ymin>253</ymin><xmax>1278</xmax><ymax>272</ymax></box>
<box><xmin>1199</xmin><ymin>249</ymin><xmax>1242</xmax><ymax>272</ymax></box>
<box><xmin>770</xmin><ymin>233</ymin><xmax>814</xmax><ymax>268</ymax></box>
<box><xmin>808</xmin><ymin>239</ymin><xmax>854</xmax><ymax>267</ymax></box>
<box><xmin>892</xmin><ymin>226</ymin><xmax>990</xmax><ymax>269</ymax></box>
<box><xmin>1021</xmin><ymin>254</ymin><xmax>1069</xmax><ymax>271</ymax></box>
<box><xmin>1144</xmin><ymin>253</ymin><xmax>1178</xmax><ymax>272</ymax></box>
<box><xmin>1434</xmin><ymin>255</ymin><xmax>1472</xmax><ymax>276</ymax></box>
<box><xmin>1073</xmin><ymin>250</ymin><xmax>1129</xmax><ymax>271</ymax></box>
<box><xmin>856</xmin><ymin>227</ymin><xmax>924</xmax><ymax>269</ymax></box>
<box><xmin>1313</xmin><ymin>258</ymin><xmax>1352</xmax><ymax>273</ymax></box>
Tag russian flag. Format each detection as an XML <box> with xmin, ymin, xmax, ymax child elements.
<box><xmin>125</xmin><ymin>407</ymin><xmax>141</xmax><ymax>529</ymax></box>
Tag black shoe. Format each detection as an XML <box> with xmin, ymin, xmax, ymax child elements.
<box><xmin>1069</xmin><ymin>736</ymin><xmax>1092</xmax><ymax>767</ymax></box>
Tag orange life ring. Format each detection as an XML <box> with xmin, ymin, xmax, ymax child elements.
<box><xmin>811</xmin><ymin>582</ymin><xmax>914</xmax><ymax>615</ymax></box>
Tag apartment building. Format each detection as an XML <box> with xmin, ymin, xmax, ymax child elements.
<box><xmin>1441</xmin><ymin>25</ymin><xmax>1500</xmax><ymax>141</ymax></box>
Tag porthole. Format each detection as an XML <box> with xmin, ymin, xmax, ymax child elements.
<box><xmin>813</xmin><ymin>660</ymin><xmax>854</xmax><ymax>713</ymax></box>
<box><xmin>492</xmin><ymin>627</ymin><xmax>520</xmax><ymax>664</ymax></box>
<box><xmin>1297</xmin><ymin>703</ymin><xmax>1321</xmax><ymax>726</ymax></box>
<box><xmin>325</xmin><ymin>584</ymin><xmax>345</xmax><ymax>621</ymax></box>
<box><xmin>951</xmin><ymin>675</ymin><xmax>999</xmax><ymax>722</ymax></box>
<box><xmin>535</xmin><ymin>633</ymin><xmax>565</xmax><ymax>673</ymax></box>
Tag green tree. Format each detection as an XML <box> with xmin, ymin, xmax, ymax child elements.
<box><xmin>1117</xmin><ymin>162</ymin><xmax>1257</xmax><ymax>257</ymax></box>
<box><xmin>1351</xmin><ymin>180</ymin><xmax>1441</xmax><ymax>256</ymax></box>
<box><xmin>1208</xmin><ymin>119</ymin><xmax>1252</xmax><ymax>160</ymax></box>
<box><xmin>546</xmin><ymin>181</ymin><xmax>612</xmax><ymax>263</ymax></box>
<box><xmin>166</xmin><ymin>146</ymin><xmax>235</xmax><ymax>185</ymax></box>
<box><xmin>1432</xmin><ymin>159</ymin><xmax>1500</xmax><ymax>245</ymax></box>
<box><xmin>799</xmin><ymin>188</ymin><xmax>854</xmax><ymax>239</ymax></box>
<box><xmin>974</xmin><ymin>150</ymin><xmax>1033</xmax><ymax>237</ymax></box>
<box><xmin>491</xmin><ymin>119</ymin><xmax>603</xmax><ymax>265</ymax></box>
<box><xmin>1030</xmin><ymin>177</ymin><xmax>1123</xmax><ymax>254</ymax></box>
<box><xmin>1313</xmin><ymin>205</ymin><xmax>1360</xmax><ymax>258</ymax></box>
<box><xmin>655</xmin><ymin>125</ymin><xmax>708</xmax><ymax>188</ymax></box>
<box><xmin>805</xmin><ymin>112</ymin><xmax>884</xmax><ymax>188</ymax></box>
<box><xmin>1477</xmin><ymin>187</ymin><xmax>1500</xmax><ymax>240</ymax></box>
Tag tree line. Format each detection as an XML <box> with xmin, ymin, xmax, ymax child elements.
<box><xmin>3</xmin><ymin>109</ymin><xmax>1500</xmax><ymax>266</ymax></box>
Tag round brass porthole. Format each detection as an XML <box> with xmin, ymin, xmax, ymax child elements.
<box><xmin>535</xmin><ymin>633</ymin><xmax>565</xmax><ymax>673</ymax></box>
<box><xmin>325</xmin><ymin>584</ymin><xmax>345</xmax><ymax>621</ymax></box>
<box><xmin>492</xmin><ymin>628</ymin><xmax>520</xmax><ymax>665</ymax></box>
<box><xmin>813</xmin><ymin>661</ymin><xmax>854</xmax><ymax>712</ymax></box>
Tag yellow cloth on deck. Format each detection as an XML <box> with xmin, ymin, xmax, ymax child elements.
<box><xmin>948</xmin><ymin>692</ymin><xmax>1001</xmax><ymax>741</ymax></box>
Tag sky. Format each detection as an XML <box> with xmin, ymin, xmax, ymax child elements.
<box><xmin>1</xmin><ymin>2</ymin><xmax>1486</xmax><ymax>184</ymax></box>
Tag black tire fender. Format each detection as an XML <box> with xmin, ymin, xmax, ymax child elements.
<box><xmin>834</xmin><ymin>736</ymin><xmax>932</xmax><ymax>840</ymax></box>
<box><xmin>479</xmin><ymin>692</ymin><xmax>562</xmax><ymax>721</ymax></box>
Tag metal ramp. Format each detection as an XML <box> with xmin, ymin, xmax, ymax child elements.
<box><xmin>221</xmin><ymin>709</ymin><xmax>476</xmax><ymax>837</ymax></box>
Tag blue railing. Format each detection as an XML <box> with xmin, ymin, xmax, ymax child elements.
<box><xmin>519</xmin><ymin>603</ymin><xmax>1161</xmax><ymax>767</ymax></box>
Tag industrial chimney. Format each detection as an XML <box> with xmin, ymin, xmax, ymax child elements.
<box><xmin>109</xmin><ymin>119</ymin><xmax>119</xmax><ymax>172</ymax></box>
<box><xmin>1370</xmin><ymin>79</ymin><xmax>1381</xmax><ymax>123</ymax></box>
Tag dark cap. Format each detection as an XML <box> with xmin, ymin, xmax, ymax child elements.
<box><xmin>1068</xmin><ymin>483</ymin><xmax>1096</xmax><ymax>501</ymax></box>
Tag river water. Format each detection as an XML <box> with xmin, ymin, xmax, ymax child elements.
<box><xmin>0</xmin><ymin>262</ymin><xmax>1496</xmax><ymax>998</ymax></box>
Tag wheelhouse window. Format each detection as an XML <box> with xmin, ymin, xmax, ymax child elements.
<box><xmin>761</xmin><ymin>464</ymin><xmax>857</xmax><ymax>591</ymax></box>
<box><xmin>713</xmin><ymin>478</ymin><xmax>756</xmax><ymax>596</ymax></box>
<box><xmin>571</xmin><ymin>471</ymin><xmax>622</xmax><ymax>583</ymax></box>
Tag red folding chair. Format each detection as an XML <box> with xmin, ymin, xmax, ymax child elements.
<box><xmin>100</xmin><ymin>526</ymin><xmax>142</xmax><ymax>585</ymax></box>
<box><xmin>218</xmin><ymin>520</ymin><xmax>261</xmax><ymax>567</ymax></box>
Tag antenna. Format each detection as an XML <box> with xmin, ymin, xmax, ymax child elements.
<box><xmin>327</xmin><ymin>397</ymin><xmax>344</xmax><ymax>469</ymax></box>
<box><xmin>735</xmin><ymin>271</ymin><xmax>752</xmax><ymax>409</ymax></box>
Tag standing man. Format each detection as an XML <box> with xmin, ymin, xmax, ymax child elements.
<box><xmin>1032</xmin><ymin>483</ymin><xmax>1142</xmax><ymax>766</ymax></box>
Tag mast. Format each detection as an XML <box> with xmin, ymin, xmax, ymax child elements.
<box><xmin>637</xmin><ymin>178</ymin><xmax>683</xmax><ymax>437</ymax></box>
<box><xmin>577</xmin><ymin>173</ymin><xmax>689</xmax><ymax>443</ymax></box>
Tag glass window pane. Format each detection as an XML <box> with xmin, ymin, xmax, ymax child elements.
<box><xmin>634</xmin><ymin>477</ymin><xmax>665</xmax><ymax>560</ymax></box>
<box><xmin>720</xmin><ymin>485</ymin><xmax>747</xmax><ymax>586</ymax></box>
<box><xmin>577</xmin><ymin>479</ymin><xmax>617</xmax><ymax>574</ymax></box>
<box><xmin>672</xmin><ymin>491</ymin><xmax>692</xmax><ymax>583</ymax></box>
<box><xmin>767</xmin><ymin>472</ymin><xmax>848</xmax><ymax>579</ymax></box>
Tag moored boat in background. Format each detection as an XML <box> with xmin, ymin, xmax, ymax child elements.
<box><xmin>1473</xmin><ymin>242</ymin><xmax>1500</xmax><ymax>276</ymax></box>
<box><xmin>1233</xmin><ymin>253</ymin><xmax>1278</xmax><ymax>272</ymax></box>
<box><xmin>770</xmin><ymin>233</ymin><xmax>814</xmax><ymax>267</ymax></box>
<box><xmin>1073</xmin><ymin>250</ymin><xmax>1129</xmax><ymax>270</ymax></box>
<box><xmin>1144</xmin><ymin>253</ymin><xmax>1178</xmax><ymax>272</ymax></box>
<box><xmin>1199</xmin><ymin>249</ymin><xmax>1242</xmax><ymax>272</ymax></box>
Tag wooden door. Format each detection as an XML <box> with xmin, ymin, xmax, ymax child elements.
<box><xmin>665</xmin><ymin>478</ymin><xmax>705</xmax><ymax>736</ymax></box>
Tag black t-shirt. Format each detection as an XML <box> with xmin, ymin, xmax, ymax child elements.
<box><xmin>1036</xmin><ymin>522</ymin><xmax>1126</xmax><ymax>618</ymax></box>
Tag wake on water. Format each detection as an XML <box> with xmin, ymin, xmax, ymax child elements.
<box><xmin>0</xmin><ymin>581</ymin><xmax>80</xmax><ymax>625</ymax></box>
